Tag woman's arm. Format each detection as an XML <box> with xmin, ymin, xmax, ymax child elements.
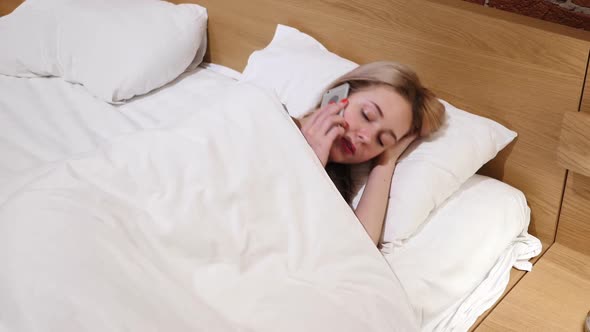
<box><xmin>354</xmin><ymin>163</ymin><xmax>396</xmax><ymax>245</ymax></box>
<box><xmin>354</xmin><ymin>134</ymin><xmax>417</xmax><ymax>246</ymax></box>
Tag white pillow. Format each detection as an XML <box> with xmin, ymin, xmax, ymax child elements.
<box><xmin>241</xmin><ymin>24</ymin><xmax>357</xmax><ymax>117</ymax></box>
<box><xmin>243</xmin><ymin>24</ymin><xmax>517</xmax><ymax>244</ymax></box>
<box><xmin>383</xmin><ymin>174</ymin><xmax>541</xmax><ymax>331</ymax></box>
<box><xmin>0</xmin><ymin>0</ymin><xmax>207</xmax><ymax>103</ymax></box>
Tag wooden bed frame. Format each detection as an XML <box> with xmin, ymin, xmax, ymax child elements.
<box><xmin>4</xmin><ymin>0</ymin><xmax>589</xmax><ymax>329</ymax></box>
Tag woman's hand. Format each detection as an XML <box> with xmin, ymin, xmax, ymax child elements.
<box><xmin>300</xmin><ymin>100</ymin><xmax>349</xmax><ymax>167</ymax></box>
<box><xmin>374</xmin><ymin>133</ymin><xmax>418</xmax><ymax>167</ymax></box>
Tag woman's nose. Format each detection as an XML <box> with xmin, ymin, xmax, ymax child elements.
<box><xmin>357</xmin><ymin>127</ymin><xmax>376</xmax><ymax>144</ymax></box>
<box><xmin>356</xmin><ymin>133</ymin><xmax>374</xmax><ymax>146</ymax></box>
<box><xmin>355</xmin><ymin>130</ymin><xmax>366</xmax><ymax>142</ymax></box>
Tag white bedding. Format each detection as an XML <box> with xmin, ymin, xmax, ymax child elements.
<box><xmin>0</xmin><ymin>82</ymin><xmax>418</xmax><ymax>331</ymax></box>
<box><xmin>0</xmin><ymin>68</ymin><xmax>236</xmax><ymax>182</ymax></box>
<box><xmin>0</xmin><ymin>64</ymin><xmax>541</xmax><ymax>331</ymax></box>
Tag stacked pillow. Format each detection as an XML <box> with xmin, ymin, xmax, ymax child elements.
<box><xmin>241</xmin><ymin>24</ymin><xmax>517</xmax><ymax>246</ymax></box>
<box><xmin>0</xmin><ymin>0</ymin><xmax>208</xmax><ymax>103</ymax></box>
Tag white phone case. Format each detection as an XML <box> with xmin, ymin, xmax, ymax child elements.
<box><xmin>320</xmin><ymin>83</ymin><xmax>350</xmax><ymax>113</ymax></box>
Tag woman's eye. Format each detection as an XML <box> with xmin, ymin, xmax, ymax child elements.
<box><xmin>362</xmin><ymin>110</ymin><xmax>370</xmax><ymax>121</ymax></box>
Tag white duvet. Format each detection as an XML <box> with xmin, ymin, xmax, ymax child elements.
<box><xmin>0</xmin><ymin>83</ymin><xmax>418</xmax><ymax>331</ymax></box>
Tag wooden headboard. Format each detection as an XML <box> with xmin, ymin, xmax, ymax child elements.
<box><xmin>169</xmin><ymin>0</ymin><xmax>590</xmax><ymax>248</ymax></box>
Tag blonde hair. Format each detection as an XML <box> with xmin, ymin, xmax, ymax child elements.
<box><xmin>321</xmin><ymin>61</ymin><xmax>445</xmax><ymax>137</ymax></box>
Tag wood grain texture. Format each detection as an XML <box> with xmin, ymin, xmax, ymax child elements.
<box><xmin>0</xmin><ymin>0</ymin><xmax>23</xmax><ymax>16</ymax></box>
<box><xmin>476</xmin><ymin>244</ymin><xmax>590</xmax><ymax>331</ymax></box>
<box><xmin>172</xmin><ymin>0</ymin><xmax>590</xmax><ymax>245</ymax></box>
<box><xmin>556</xmin><ymin>172</ymin><xmax>590</xmax><ymax>256</ymax></box>
<box><xmin>558</xmin><ymin>112</ymin><xmax>590</xmax><ymax>177</ymax></box>
<box><xmin>581</xmin><ymin>53</ymin><xmax>590</xmax><ymax>113</ymax></box>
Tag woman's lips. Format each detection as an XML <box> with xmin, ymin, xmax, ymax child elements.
<box><xmin>341</xmin><ymin>137</ymin><xmax>356</xmax><ymax>155</ymax></box>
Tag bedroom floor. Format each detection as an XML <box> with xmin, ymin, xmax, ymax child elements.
<box><xmin>475</xmin><ymin>243</ymin><xmax>590</xmax><ymax>331</ymax></box>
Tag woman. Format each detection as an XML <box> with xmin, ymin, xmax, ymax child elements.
<box><xmin>294</xmin><ymin>61</ymin><xmax>445</xmax><ymax>246</ymax></box>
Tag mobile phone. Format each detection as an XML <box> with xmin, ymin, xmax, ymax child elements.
<box><xmin>320</xmin><ymin>82</ymin><xmax>350</xmax><ymax>115</ymax></box>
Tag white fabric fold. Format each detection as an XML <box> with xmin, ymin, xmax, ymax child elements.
<box><xmin>443</xmin><ymin>232</ymin><xmax>542</xmax><ymax>331</ymax></box>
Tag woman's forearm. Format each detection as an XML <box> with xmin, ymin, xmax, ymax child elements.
<box><xmin>354</xmin><ymin>162</ymin><xmax>396</xmax><ymax>246</ymax></box>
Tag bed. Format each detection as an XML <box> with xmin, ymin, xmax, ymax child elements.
<box><xmin>1</xmin><ymin>0</ymin><xmax>589</xmax><ymax>331</ymax></box>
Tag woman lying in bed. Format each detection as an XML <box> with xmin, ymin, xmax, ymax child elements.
<box><xmin>294</xmin><ymin>61</ymin><xmax>445</xmax><ymax>246</ymax></box>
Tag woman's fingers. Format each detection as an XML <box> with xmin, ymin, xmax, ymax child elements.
<box><xmin>309</xmin><ymin>99</ymin><xmax>348</xmax><ymax>129</ymax></box>
<box><xmin>374</xmin><ymin>133</ymin><xmax>419</xmax><ymax>167</ymax></box>
<box><xmin>311</xmin><ymin>100</ymin><xmax>348</xmax><ymax>132</ymax></box>
<box><xmin>399</xmin><ymin>133</ymin><xmax>418</xmax><ymax>149</ymax></box>
<box><xmin>320</xmin><ymin>114</ymin><xmax>347</xmax><ymax>135</ymax></box>
<box><xmin>299</xmin><ymin>99</ymin><xmax>349</xmax><ymax>167</ymax></box>
<box><xmin>392</xmin><ymin>134</ymin><xmax>418</xmax><ymax>157</ymax></box>
<box><xmin>326</xmin><ymin>124</ymin><xmax>346</xmax><ymax>142</ymax></box>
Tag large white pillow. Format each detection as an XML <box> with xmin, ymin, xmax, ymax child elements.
<box><xmin>0</xmin><ymin>0</ymin><xmax>207</xmax><ymax>103</ymax></box>
<box><xmin>242</xmin><ymin>24</ymin><xmax>357</xmax><ymax>117</ymax></box>
<box><xmin>242</xmin><ymin>24</ymin><xmax>517</xmax><ymax>244</ymax></box>
<box><xmin>384</xmin><ymin>174</ymin><xmax>542</xmax><ymax>331</ymax></box>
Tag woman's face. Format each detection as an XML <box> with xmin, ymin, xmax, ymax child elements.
<box><xmin>328</xmin><ymin>85</ymin><xmax>413</xmax><ymax>164</ymax></box>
